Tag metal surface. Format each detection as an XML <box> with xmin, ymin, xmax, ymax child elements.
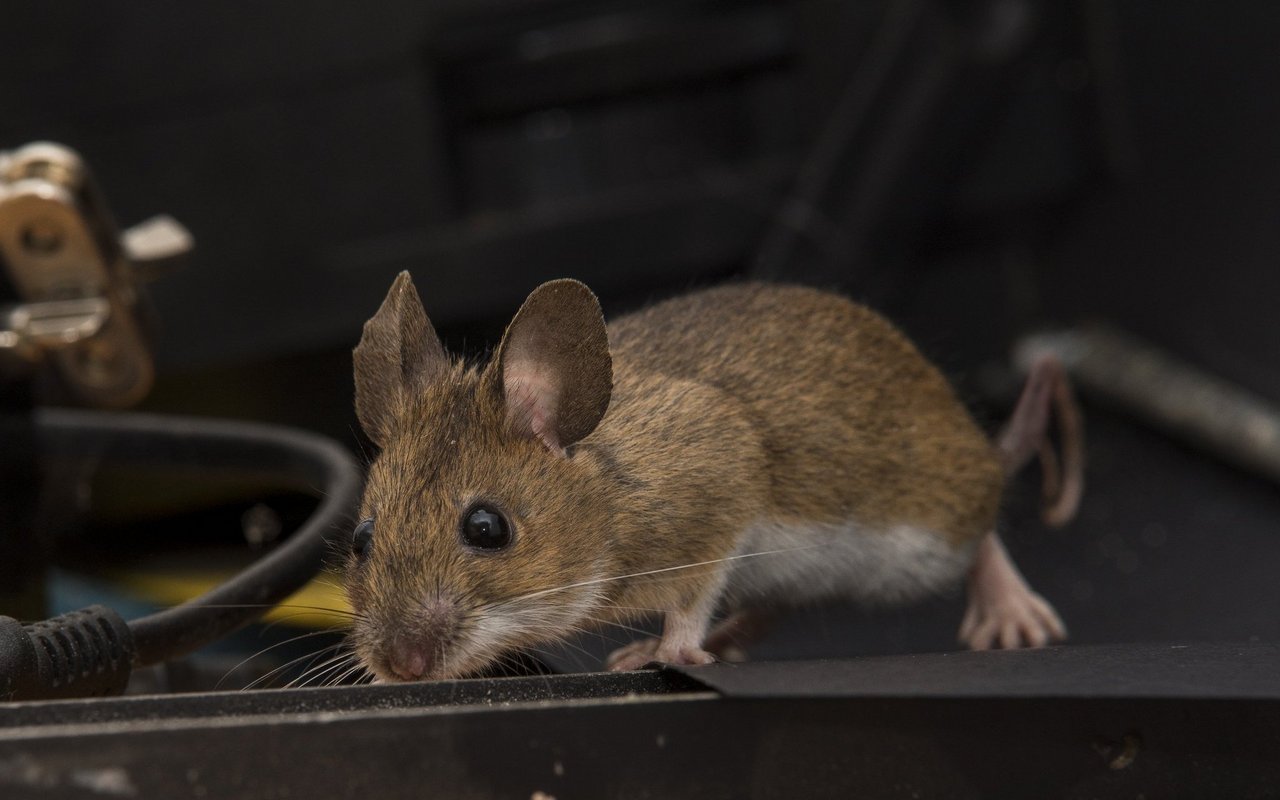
<box><xmin>0</xmin><ymin>298</ymin><xmax>110</xmax><ymax>358</ymax></box>
<box><xmin>670</xmin><ymin>641</ymin><xmax>1280</xmax><ymax>698</ymax></box>
<box><xmin>0</xmin><ymin>669</ymin><xmax>701</xmax><ymax>727</ymax></box>
<box><xmin>1</xmin><ymin>646</ymin><xmax>1276</xmax><ymax>798</ymax></box>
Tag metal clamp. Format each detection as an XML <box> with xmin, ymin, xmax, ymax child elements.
<box><xmin>0</xmin><ymin>142</ymin><xmax>191</xmax><ymax>407</ymax></box>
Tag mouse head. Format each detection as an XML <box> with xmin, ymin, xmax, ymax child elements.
<box><xmin>346</xmin><ymin>272</ymin><xmax>616</xmax><ymax>682</ymax></box>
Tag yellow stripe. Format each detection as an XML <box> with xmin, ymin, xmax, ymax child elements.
<box><xmin>109</xmin><ymin>572</ymin><xmax>352</xmax><ymax>629</ymax></box>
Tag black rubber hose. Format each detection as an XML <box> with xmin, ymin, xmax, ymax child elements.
<box><xmin>33</xmin><ymin>409</ymin><xmax>362</xmax><ymax>667</ymax></box>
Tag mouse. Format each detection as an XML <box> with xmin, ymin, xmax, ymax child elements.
<box><xmin>344</xmin><ymin>272</ymin><xmax>1083</xmax><ymax>682</ymax></box>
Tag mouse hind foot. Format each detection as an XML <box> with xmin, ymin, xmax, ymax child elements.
<box><xmin>604</xmin><ymin>636</ymin><xmax>659</xmax><ymax>670</ymax></box>
<box><xmin>958</xmin><ymin>532</ymin><xmax>1066</xmax><ymax>650</ymax></box>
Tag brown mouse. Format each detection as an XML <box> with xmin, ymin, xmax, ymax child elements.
<box><xmin>344</xmin><ymin>273</ymin><xmax>1083</xmax><ymax>681</ymax></box>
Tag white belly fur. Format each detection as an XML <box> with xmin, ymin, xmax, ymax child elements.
<box><xmin>724</xmin><ymin>519</ymin><xmax>976</xmax><ymax>608</ymax></box>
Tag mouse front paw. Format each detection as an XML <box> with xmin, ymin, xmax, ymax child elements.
<box><xmin>605</xmin><ymin>637</ymin><xmax>660</xmax><ymax>671</ymax></box>
<box><xmin>606</xmin><ymin>638</ymin><xmax>717</xmax><ymax>671</ymax></box>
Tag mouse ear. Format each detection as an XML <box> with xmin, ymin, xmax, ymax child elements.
<box><xmin>354</xmin><ymin>271</ymin><xmax>447</xmax><ymax>446</ymax></box>
<box><xmin>492</xmin><ymin>279</ymin><xmax>612</xmax><ymax>453</ymax></box>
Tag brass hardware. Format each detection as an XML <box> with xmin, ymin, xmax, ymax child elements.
<box><xmin>0</xmin><ymin>142</ymin><xmax>191</xmax><ymax>407</ymax></box>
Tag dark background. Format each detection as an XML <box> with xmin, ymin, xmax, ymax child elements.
<box><xmin>3</xmin><ymin>0</ymin><xmax>1279</xmax><ymax>666</ymax></box>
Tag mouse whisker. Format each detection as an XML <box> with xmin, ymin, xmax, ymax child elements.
<box><xmin>173</xmin><ymin>602</ymin><xmax>363</xmax><ymax>622</ymax></box>
<box><xmin>314</xmin><ymin>661</ymin><xmax>353</xmax><ymax>689</ymax></box>
<box><xmin>527</xmin><ymin>632</ymin><xmax>598</xmax><ymax>665</ymax></box>
<box><xmin>256</xmin><ymin>613</ymin><xmax>353</xmax><ymax>637</ymax></box>
<box><xmin>217</xmin><ymin>629</ymin><xmax>347</xmax><ymax>690</ymax></box>
<box><xmin>263</xmin><ymin>645</ymin><xmax>351</xmax><ymax>691</ymax></box>
<box><xmin>515</xmin><ymin>645</ymin><xmax>567</xmax><ymax>679</ymax></box>
<box><xmin>312</xmin><ymin>574</ymin><xmax>350</xmax><ymax>593</ymax></box>
<box><xmin>472</xmin><ymin>607</ymin><xmax>594</xmax><ymax>665</ymax></box>
<box><xmin>512</xmin><ymin>545</ymin><xmax>820</xmax><ymax>604</ymax></box>
<box><xmin>240</xmin><ymin>641</ymin><xmax>346</xmax><ymax>691</ymax></box>
<box><xmin>350</xmin><ymin>663</ymin><xmax>375</xmax><ymax>686</ymax></box>
<box><xmin>332</xmin><ymin>660</ymin><xmax>373</xmax><ymax>691</ymax></box>
<box><xmin>298</xmin><ymin>653</ymin><xmax>359</xmax><ymax>689</ymax></box>
<box><xmin>573</xmin><ymin>614</ymin><xmax>655</xmax><ymax>641</ymax></box>
<box><xmin>285</xmin><ymin>656</ymin><xmax>344</xmax><ymax>690</ymax></box>
<box><xmin>286</xmin><ymin>648</ymin><xmax>358</xmax><ymax>689</ymax></box>
<box><xmin>596</xmin><ymin>603</ymin><xmax>669</xmax><ymax>614</ymax></box>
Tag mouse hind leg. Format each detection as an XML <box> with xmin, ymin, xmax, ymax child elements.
<box><xmin>959</xmin><ymin>532</ymin><xmax>1066</xmax><ymax>649</ymax></box>
<box><xmin>701</xmin><ymin>608</ymin><xmax>777</xmax><ymax>662</ymax></box>
<box><xmin>958</xmin><ymin>354</ymin><xmax>1081</xmax><ymax>649</ymax></box>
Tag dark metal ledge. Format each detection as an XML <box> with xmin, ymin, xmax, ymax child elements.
<box><xmin>1</xmin><ymin>644</ymin><xmax>1277</xmax><ymax>799</ymax></box>
<box><xmin>670</xmin><ymin>641</ymin><xmax>1280</xmax><ymax>699</ymax></box>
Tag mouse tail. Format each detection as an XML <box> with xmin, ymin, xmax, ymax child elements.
<box><xmin>997</xmin><ymin>355</ymin><xmax>1085</xmax><ymax>527</ymax></box>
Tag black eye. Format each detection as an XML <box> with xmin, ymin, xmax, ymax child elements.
<box><xmin>461</xmin><ymin>506</ymin><xmax>512</xmax><ymax>551</ymax></box>
<box><xmin>352</xmin><ymin>518</ymin><xmax>374</xmax><ymax>560</ymax></box>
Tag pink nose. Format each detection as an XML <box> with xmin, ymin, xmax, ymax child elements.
<box><xmin>388</xmin><ymin>640</ymin><xmax>434</xmax><ymax>681</ymax></box>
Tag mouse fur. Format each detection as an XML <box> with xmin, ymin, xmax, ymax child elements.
<box><xmin>345</xmin><ymin>274</ymin><xmax>1072</xmax><ymax>681</ymax></box>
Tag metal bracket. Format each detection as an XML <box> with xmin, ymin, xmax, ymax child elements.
<box><xmin>0</xmin><ymin>297</ymin><xmax>110</xmax><ymax>359</ymax></box>
<box><xmin>0</xmin><ymin>142</ymin><xmax>191</xmax><ymax>407</ymax></box>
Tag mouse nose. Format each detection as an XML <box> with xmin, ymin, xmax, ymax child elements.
<box><xmin>388</xmin><ymin>638</ymin><xmax>436</xmax><ymax>681</ymax></box>
<box><xmin>381</xmin><ymin>595</ymin><xmax>459</xmax><ymax>681</ymax></box>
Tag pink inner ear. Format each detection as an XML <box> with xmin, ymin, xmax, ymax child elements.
<box><xmin>504</xmin><ymin>365</ymin><xmax>563</xmax><ymax>453</ymax></box>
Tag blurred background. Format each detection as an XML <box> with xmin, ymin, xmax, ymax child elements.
<box><xmin>2</xmin><ymin>0</ymin><xmax>1279</xmax><ymax>688</ymax></box>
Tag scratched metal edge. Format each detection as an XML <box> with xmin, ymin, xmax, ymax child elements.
<box><xmin>0</xmin><ymin>668</ymin><xmax>704</xmax><ymax>728</ymax></box>
<box><xmin>3</xmin><ymin>641</ymin><xmax>1276</xmax><ymax>735</ymax></box>
<box><xmin>0</xmin><ymin>692</ymin><xmax>722</xmax><ymax>746</ymax></box>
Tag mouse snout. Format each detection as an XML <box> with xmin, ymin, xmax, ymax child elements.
<box><xmin>381</xmin><ymin>596</ymin><xmax>460</xmax><ymax>681</ymax></box>
<box><xmin>388</xmin><ymin>636</ymin><xmax>436</xmax><ymax>681</ymax></box>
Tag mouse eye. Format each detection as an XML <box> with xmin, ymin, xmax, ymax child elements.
<box><xmin>352</xmin><ymin>518</ymin><xmax>375</xmax><ymax>560</ymax></box>
<box><xmin>461</xmin><ymin>506</ymin><xmax>512</xmax><ymax>551</ymax></box>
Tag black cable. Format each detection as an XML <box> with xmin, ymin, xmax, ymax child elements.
<box><xmin>1</xmin><ymin>409</ymin><xmax>362</xmax><ymax>700</ymax></box>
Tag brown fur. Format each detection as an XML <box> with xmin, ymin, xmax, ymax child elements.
<box><xmin>347</xmin><ymin>275</ymin><xmax>1004</xmax><ymax>680</ymax></box>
